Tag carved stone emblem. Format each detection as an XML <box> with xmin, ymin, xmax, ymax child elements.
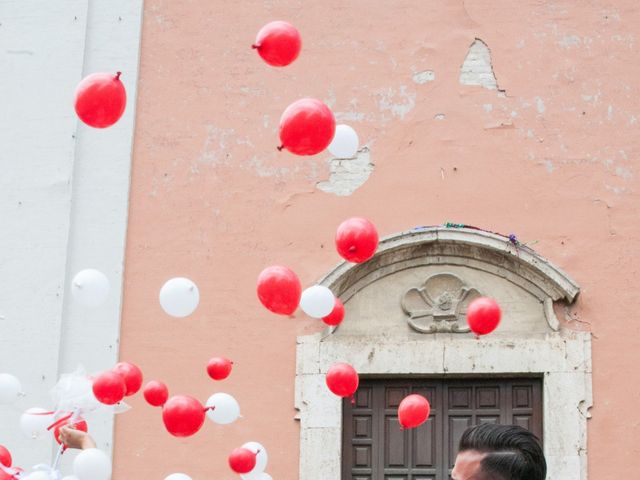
<box><xmin>401</xmin><ymin>273</ymin><xmax>481</xmax><ymax>333</ymax></box>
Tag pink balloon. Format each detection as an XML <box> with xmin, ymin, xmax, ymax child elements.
<box><xmin>398</xmin><ymin>394</ymin><xmax>430</xmax><ymax>429</ymax></box>
<box><xmin>322</xmin><ymin>298</ymin><xmax>345</xmax><ymax>327</ymax></box>
<box><xmin>253</xmin><ymin>21</ymin><xmax>301</xmax><ymax>67</ymax></box>
<box><xmin>92</xmin><ymin>371</ymin><xmax>126</xmax><ymax>405</ymax></box>
<box><xmin>335</xmin><ymin>217</ymin><xmax>379</xmax><ymax>263</ymax></box>
<box><xmin>162</xmin><ymin>395</ymin><xmax>205</xmax><ymax>437</ymax></box>
<box><xmin>74</xmin><ymin>72</ymin><xmax>126</xmax><ymax>128</ymax></box>
<box><xmin>257</xmin><ymin>266</ymin><xmax>302</xmax><ymax>315</ymax></box>
<box><xmin>326</xmin><ymin>363</ymin><xmax>359</xmax><ymax>399</ymax></box>
<box><xmin>279</xmin><ymin>98</ymin><xmax>335</xmax><ymax>156</ymax></box>
<box><xmin>467</xmin><ymin>297</ymin><xmax>501</xmax><ymax>336</ymax></box>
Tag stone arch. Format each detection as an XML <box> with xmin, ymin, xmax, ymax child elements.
<box><xmin>295</xmin><ymin>227</ymin><xmax>591</xmax><ymax>480</ymax></box>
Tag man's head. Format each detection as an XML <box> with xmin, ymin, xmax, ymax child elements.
<box><xmin>451</xmin><ymin>423</ymin><xmax>546</xmax><ymax>480</ymax></box>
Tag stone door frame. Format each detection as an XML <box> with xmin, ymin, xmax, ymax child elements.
<box><xmin>295</xmin><ymin>228</ymin><xmax>592</xmax><ymax>480</ymax></box>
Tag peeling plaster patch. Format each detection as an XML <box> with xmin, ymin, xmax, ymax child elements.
<box><xmin>535</xmin><ymin>97</ymin><xmax>546</xmax><ymax>114</ymax></box>
<box><xmin>559</xmin><ymin>35</ymin><xmax>581</xmax><ymax>48</ymax></box>
<box><xmin>246</xmin><ymin>155</ymin><xmax>292</xmax><ymax>178</ymax></box>
<box><xmin>510</xmin><ymin>110</ymin><xmax>518</xmax><ymax>118</ymax></box>
<box><xmin>607</xmin><ymin>105</ymin><xmax>613</xmax><ymax>120</ymax></box>
<box><xmin>434</xmin><ymin>114</ymin><xmax>445</xmax><ymax>120</ymax></box>
<box><xmin>630</xmin><ymin>115</ymin><xmax>637</xmax><ymax>125</ymax></box>
<box><xmin>459</xmin><ymin>39</ymin><xmax>502</xmax><ymax>92</ymax></box>
<box><xmin>516</xmin><ymin>39</ymin><xmax>525</xmax><ymax>49</ymax></box>
<box><xmin>316</xmin><ymin>147</ymin><xmax>374</xmax><ymax>196</ymax></box>
<box><xmin>262</xmin><ymin>115</ymin><xmax>270</xmax><ymax>128</ymax></box>
<box><xmin>199</xmin><ymin>125</ymin><xmax>235</xmax><ymax>165</ymax></box>
<box><xmin>376</xmin><ymin>86</ymin><xmax>416</xmax><ymax>120</ymax></box>
<box><xmin>615</xmin><ymin>166</ymin><xmax>632</xmax><ymax>180</ymax></box>
<box><xmin>335</xmin><ymin>111</ymin><xmax>366</xmax><ymax>122</ymax></box>
<box><xmin>543</xmin><ymin>160</ymin><xmax>555</xmax><ymax>173</ymax></box>
<box><xmin>483</xmin><ymin>104</ymin><xmax>493</xmax><ymax>113</ymax></box>
<box><xmin>325</xmin><ymin>88</ymin><xmax>337</xmax><ymax>109</ymax></box>
<box><xmin>412</xmin><ymin>70</ymin><xmax>435</xmax><ymax>84</ymax></box>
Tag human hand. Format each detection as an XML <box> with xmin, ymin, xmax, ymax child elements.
<box><xmin>58</xmin><ymin>426</ymin><xmax>96</xmax><ymax>450</ymax></box>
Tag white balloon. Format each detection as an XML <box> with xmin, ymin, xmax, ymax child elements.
<box><xmin>73</xmin><ymin>448</ymin><xmax>111</xmax><ymax>480</ymax></box>
<box><xmin>0</xmin><ymin>373</ymin><xmax>22</xmax><ymax>404</ymax></box>
<box><xmin>240</xmin><ymin>442</ymin><xmax>268</xmax><ymax>479</ymax></box>
<box><xmin>328</xmin><ymin>124</ymin><xmax>359</xmax><ymax>159</ymax></box>
<box><xmin>62</xmin><ymin>476</ymin><xmax>80</xmax><ymax>480</ymax></box>
<box><xmin>159</xmin><ymin>277</ymin><xmax>200</xmax><ymax>317</ymax></box>
<box><xmin>205</xmin><ymin>392</ymin><xmax>240</xmax><ymax>425</ymax></box>
<box><xmin>22</xmin><ymin>472</ymin><xmax>52</xmax><ymax>480</ymax></box>
<box><xmin>20</xmin><ymin>408</ymin><xmax>54</xmax><ymax>439</ymax></box>
<box><xmin>72</xmin><ymin>269</ymin><xmax>110</xmax><ymax>307</ymax></box>
<box><xmin>300</xmin><ymin>285</ymin><xmax>335</xmax><ymax>318</ymax></box>
<box><xmin>258</xmin><ymin>475</ymin><xmax>273</xmax><ymax>480</ymax></box>
<box><xmin>164</xmin><ymin>475</ymin><xmax>192</xmax><ymax>480</ymax></box>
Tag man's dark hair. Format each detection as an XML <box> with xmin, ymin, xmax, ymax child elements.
<box><xmin>458</xmin><ymin>423</ymin><xmax>546</xmax><ymax>480</ymax></box>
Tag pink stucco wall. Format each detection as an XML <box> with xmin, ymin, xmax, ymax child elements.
<box><xmin>116</xmin><ymin>2</ymin><xmax>640</xmax><ymax>478</ymax></box>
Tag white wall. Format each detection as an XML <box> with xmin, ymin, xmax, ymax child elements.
<box><xmin>0</xmin><ymin>0</ymin><xmax>142</xmax><ymax>472</ymax></box>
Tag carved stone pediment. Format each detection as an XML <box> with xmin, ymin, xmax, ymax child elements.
<box><xmin>401</xmin><ymin>273</ymin><xmax>481</xmax><ymax>333</ymax></box>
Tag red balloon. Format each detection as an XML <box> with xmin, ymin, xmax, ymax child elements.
<box><xmin>143</xmin><ymin>380</ymin><xmax>169</xmax><ymax>407</ymax></box>
<box><xmin>92</xmin><ymin>371</ymin><xmax>126</xmax><ymax>405</ymax></box>
<box><xmin>279</xmin><ymin>98</ymin><xmax>335</xmax><ymax>156</ymax></box>
<box><xmin>207</xmin><ymin>357</ymin><xmax>233</xmax><ymax>381</ymax></box>
<box><xmin>398</xmin><ymin>394</ymin><xmax>431</xmax><ymax>429</ymax></box>
<box><xmin>253</xmin><ymin>21</ymin><xmax>301</xmax><ymax>67</ymax></box>
<box><xmin>53</xmin><ymin>418</ymin><xmax>88</xmax><ymax>445</ymax></box>
<box><xmin>257</xmin><ymin>266</ymin><xmax>302</xmax><ymax>315</ymax></box>
<box><xmin>467</xmin><ymin>297</ymin><xmax>502</xmax><ymax>336</ymax></box>
<box><xmin>74</xmin><ymin>72</ymin><xmax>127</xmax><ymax>128</ymax></box>
<box><xmin>335</xmin><ymin>217</ymin><xmax>379</xmax><ymax>263</ymax></box>
<box><xmin>112</xmin><ymin>362</ymin><xmax>143</xmax><ymax>396</ymax></box>
<box><xmin>0</xmin><ymin>470</ymin><xmax>15</xmax><ymax>480</ymax></box>
<box><xmin>0</xmin><ymin>445</ymin><xmax>11</xmax><ymax>468</ymax></box>
<box><xmin>322</xmin><ymin>298</ymin><xmax>345</xmax><ymax>327</ymax></box>
<box><xmin>162</xmin><ymin>395</ymin><xmax>205</xmax><ymax>437</ymax></box>
<box><xmin>326</xmin><ymin>363</ymin><xmax>359</xmax><ymax>398</ymax></box>
<box><xmin>228</xmin><ymin>447</ymin><xmax>257</xmax><ymax>474</ymax></box>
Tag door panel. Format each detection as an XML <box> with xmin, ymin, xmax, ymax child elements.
<box><xmin>342</xmin><ymin>378</ymin><xmax>542</xmax><ymax>480</ymax></box>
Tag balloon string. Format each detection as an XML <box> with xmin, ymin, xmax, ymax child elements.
<box><xmin>51</xmin><ymin>443</ymin><xmax>65</xmax><ymax>471</ymax></box>
<box><xmin>47</xmin><ymin>412</ymin><xmax>72</xmax><ymax>431</ymax></box>
<box><xmin>29</xmin><ymin>411</ymin><xmax>56</xmax><ymax>416</ymax></box>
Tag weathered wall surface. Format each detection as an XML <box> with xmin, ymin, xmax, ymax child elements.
<box><xmin>118</xmin><ymin>1</ymin><xmax>640</xmax><ymax>479</ymax></box>
<box><xmin>0</xmin><ymin>0</ymin><xmax>142</xmax><ymax>471</ymax></box>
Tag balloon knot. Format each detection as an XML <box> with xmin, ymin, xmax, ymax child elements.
<box><xmin>251</xmin><ymin>44</ymin><xmax>260</xmax><ymax>49</ymax></box>
<box><xmin>204</xmin><ymin>406</ymin><xmax>215</xmax><ymax>412</ymax></box>
<box><xmin>115</xmin><ymin>71</ymin><xmax>122</xmax><ymax>80</ymax></box>
<box><xmin>277</xmin><ymin>145</ymin><xmax>284</xmax><ymax>152</ymax></box>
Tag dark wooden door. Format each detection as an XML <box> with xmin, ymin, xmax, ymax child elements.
<box><xmin>342</xmin><ymin>378</ymin><xmax>542</xmax><ymax>480</ymax></box>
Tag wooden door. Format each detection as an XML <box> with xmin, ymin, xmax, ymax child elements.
<box><xmin>342</xmin><ymin>378</ymin><xmax>542</xmax><ymax>480</ymax></box>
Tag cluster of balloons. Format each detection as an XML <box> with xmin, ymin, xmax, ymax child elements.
<box><xmin>92</xmin><ymin>362</ymin><xmax>143</xmax><ymax>406</ymax></box>
<box><xmin>256</xmin><ymin>216</ymin><xmax>379</xmax><ymax>326</ymax></box>
<box><xmin>71</xmin><ymin>268</ymin><xmax>202</xmax><ymax>320</ymax></box>
<box><xmin>252</xmin><ymin>21</ymin><xmax>360</xmax><ymax>160</ymax></box>
<box><xmin>65</xmin><ymin>17</ymin><xmax>510</xmax><ymax>480</ymax></box>
<box><xmin>255</xmin><ymin>216</ymin><xmax>380</xmax><ymax>405</ymax></box>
